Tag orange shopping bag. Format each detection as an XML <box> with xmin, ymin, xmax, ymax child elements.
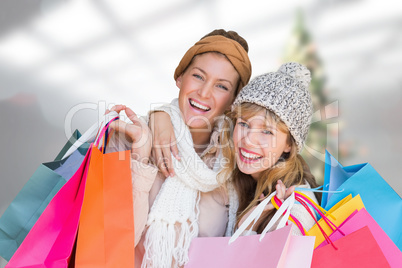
<box><xmin>75</xmin><ymin>144</ymin><xmax>135</xmax><ymax>267</ymax></box>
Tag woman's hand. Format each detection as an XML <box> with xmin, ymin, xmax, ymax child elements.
<box><xmin>107</xmin><ymin>105</ymin><xmax>152</xmax><ymax>164</ymax></box>
<box><xmin>274</xmin><ymin>180</ymin><xmax>295</xmax><ymax>206</ymax></box>
<box><xmin>238</xmin><ymin>180</ymin><xmax>295</xmax><ymax>231</ymax></box>
<box><xmin>149</xmin><ymin>111</ymin><xmax>180</xmax><ymax>177</ymax></box>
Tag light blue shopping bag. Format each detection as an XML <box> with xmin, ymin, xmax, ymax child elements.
<box><xmin>321</xmin><ymin>150</ymin><xmax>402</xmax><ymax>251</ymax></box>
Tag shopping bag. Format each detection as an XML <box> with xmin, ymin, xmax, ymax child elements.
<box><xmin>5</xmin><ymin>144</ymin><xmax>92</xmax><ymax>268</ymax></box>
<box><xmin>0</xmin><ymin>130</ymin><xmax>89</xmax><ymax>261</ymax></box>
<box><xmin>186</xmin><ymin>192</ymin><xmax>315</xmax><ymax>268</ymax></box>
<box><xmin>4</xmin><ymin>111</ymin><xmax>120</xmax><ymax>267</ymax></box>
<box><xmin>311</xmin><ymin>226</ymin><xmax>391</xmax><ymax>268</ymax></box>
<box><xmin>186</xmin><ymin>226</ymin><xmax>294</xmax><ymax>268</ymax></box>
<box><xmin>307</xmin><ymin>194</ymin><xmax>364</xmax><ymax>248</ymax></box>
<box><xmin>54</xmin><ymin>129</ymin><xmax>89</xmax><ymax>161</ymax></box>
<box><xmin>75</xmin><ymin>130</ymin><xmax>135</xmax><ymax>266</ymax></box>
<box><xmin>321</xmin><ymin>150</ymin><xmax>402</xmax><ymax>250</ymax></box>
<box><xmin>284</xmin><ymin>235</ymin><xmax>315</xmax><ymax>268</ymax></box>
<box><xmin>316</xmin><ymin>208</ymin><xmax>402</xmax><ymax>267</ymax></box>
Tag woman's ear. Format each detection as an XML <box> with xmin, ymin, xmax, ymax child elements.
<box><xmin>284</xmin><ymin>141</ymin><xmax>292</xmax><ymax>153</ymax></box>
<box><xmin>176</xmin><ymin>75</ymin><xmax>183</xmax><ymax>88</ymax></box>
<box><xmin>284</xmin><ymin>144</ymin><xmax>291</xmax><ymax>153</ymax></box>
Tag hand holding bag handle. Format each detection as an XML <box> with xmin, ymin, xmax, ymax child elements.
<box><xmin>61</xmin><ymin>111</ymin><xmax>119</xmax><ymax>160</ymax></box>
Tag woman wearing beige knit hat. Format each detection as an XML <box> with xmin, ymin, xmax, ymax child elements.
<box><xmin>107</xmin><ymin>29</ymin><xmax>252</xmax><ymax>267</ymax></box>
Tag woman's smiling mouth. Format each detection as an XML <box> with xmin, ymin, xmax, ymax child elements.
<box><xmin>189</xmin><ymin>98</ymin><xmax>211</xmax><ymax>112</ymax></box>
<box><xmin>239</xmin><ymin>148</ymin><xmax>263</xmax><ymax>163</ymax></box>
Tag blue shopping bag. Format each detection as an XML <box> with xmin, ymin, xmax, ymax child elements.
<box><xmin>321</xmin><ymin>150</ymin><xmax>402</xmax><ymax>251</ymax></box>
<box><xmin>0</xmin><ymin>130</ymin><xmax>90</xmax><ymax>261</ymax></box>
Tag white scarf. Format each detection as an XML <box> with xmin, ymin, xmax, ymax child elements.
<box><xmin>142</xmin><ymin>99</ymin><xmax>238</xmax><ymax>268</ymax></box>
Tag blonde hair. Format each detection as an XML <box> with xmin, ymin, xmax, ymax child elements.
<box><xmin>219</xmin><ymin>102</ymin><xmax>320</xmax><ymax>233</ymax></box>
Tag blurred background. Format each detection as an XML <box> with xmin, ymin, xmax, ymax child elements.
<box><xmin>0</xmin><ymin>0</ymin><xmax>401</xmax><ymax>265</ymax></box>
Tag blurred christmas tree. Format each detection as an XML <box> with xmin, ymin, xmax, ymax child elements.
<box><xmin>282</xmin><ymin>9</ymin><xmax>346</xmax><ymax>184</ymax></box>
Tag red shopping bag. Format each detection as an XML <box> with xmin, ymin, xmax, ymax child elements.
<box><xmin>311</xmin><ymin>226</ymin><xmax>390</xmax><ymax>268</ymax></box>
<box><xmin>316</xmin><ymin>208</ymin><xmax>402</xmax><ymax>267</ymax></box>
<box><xmin>5</xmin><ymin>146</ymin><xmax>92</xmax><ymax>268</ymax></box>
<box><xmin>75</xmin><ymin>145</ymin><xmax>135</xmax><ymax>267</ymax></box>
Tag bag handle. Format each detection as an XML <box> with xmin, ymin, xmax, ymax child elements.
<box><xmin>259</xmin><ymin>191</ymin><xmax>295</xmax><ymax>241</ymax></box>
<box><xmin>295</xmin><ymin>195</ymin><xmax>338</xmax><ymax>249</ymax></box>
<box><xmin>295</xmin><ymin>192</ymin><xmax>341</xmax><ymax>233</ymax></box>
<box><xmin>271</xmin><ymin>195</ymin><xmax>306</xmax><ymax>235</ymax></box>
<box><xmin>276</xmin><ymin>191</ymin><xmax>342</xmax><ymax>235</ymax></box>
<box><xmin>272</xmin><ymin>190</ymin><xmax>342</xmax><ymax>249</ymax></box>
<box><xmin>94</xmin><ymin>116</ymin><xmax>119</xmax><ymax>153</ymax></box>
<box><xmin>61</xmin><ymin>111</ymin><xmax>119</xmax><ymax>160</ymax></box>
<box><xmin>229</xmin><ymin>191</ymin><xmax>295</xmax><ymax>244</ymax></box>
<box><xmin>295</xmin><ymin>185</ymin><xmax>344</xmax><ymax>194</ymax></box>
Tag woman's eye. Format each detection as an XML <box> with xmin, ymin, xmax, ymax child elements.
<box><xmin>193</xmin><ymin>74</ymin><xmax>203</xmax><ymax>80</ymax></box>
<box><xmin>238</xmin><ymin>121</ymin><xmax>248</xmax><ymax>128</ymax></box>
<box><xmin>217</xmin><ymin>84</ymin><xmax>229</xmax><ymax>91</ymax></box>
<box><xmin>262</xmin><ymin>130</ymin><xmax>273</xmax><ymax>135</ymax></box>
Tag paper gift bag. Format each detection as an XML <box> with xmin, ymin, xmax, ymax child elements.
<box><xmin>307</xmin><ymin>194</ymin><xmax>364</xmax><ymax>248</ymax></box>
<box><xmin>0</xmin><ymin>130</ymin><xmax>89</xmax><ymax>261</ymax></box>
<box><xmin>321</xmin><ymin>150</ymin><xmax>402</xmax><ymax>250</ymax></box>
<box><xmin>317</xmin><ymin>208</ymin><xmax>402</xmax><ymax>267</ymax></box>
<box><xmin>75</xmin><ymin>146</ymin><xmax>135</xmax><ymax>267</ymax></box>
<box><xmin>311</xmin><ymin>226</ymin><xmax>390</xmax><ymax>268</ymax></box>
<box><xmin>284</xmin><ymin>235</ymin><xmax>315</xmax><ymax>268</ymax></box>
<box><xmin>5</xmin><ymin>145</ymin><xmax>92</xmax><ymax>268</ymax></box>
<box><xmin>186</xmin><ymin>191</ymin><xmax>315</xmax><ymax>268</ymax></box>
<box><xmin>185</xmin><ymin>226</ymin><xmax>295</xmax><ymax>268</ymax></box>
<box><xmin>186</xmin><ymin>227</ymin><xmax>315</xmax><ymax>268</ymax></box>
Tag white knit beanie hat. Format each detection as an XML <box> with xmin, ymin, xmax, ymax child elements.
<box><xmin>232</xmin><ymin>62</ymin><xmax>313</xmax><ymax>152</ymax></box>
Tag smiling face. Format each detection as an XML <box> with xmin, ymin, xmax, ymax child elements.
<box><xmin>232</xmin><ymin>106</ymin><xmax>292</xmax><ymax>180</ymax></box>
<box><xmin>176</xmin><ymin>52</ymin><xmax>239</xmax><ymax>133</ymax></box>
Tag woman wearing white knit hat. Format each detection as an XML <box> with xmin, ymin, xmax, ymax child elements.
<box><xmin>220</xmin><ymin>62</ymin><xmax>321</xmax><ymax>235</ymax></box>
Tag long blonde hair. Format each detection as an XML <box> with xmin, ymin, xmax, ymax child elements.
<box><xmin>219</xmin><ymin>103</ymin><xmax>320</xmax><ymax>233</ymax></box>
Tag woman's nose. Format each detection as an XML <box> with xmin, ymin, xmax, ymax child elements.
<box><xmin>197</xmin><ymin>83</ymin><xmax>212</xmax><ymax>99</ymax></box>
<box><xmin>244</xmin><ymin>128</ymin><xmax>260</xmax><ymax>148</ymax></box>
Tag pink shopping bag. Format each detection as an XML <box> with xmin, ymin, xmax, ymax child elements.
<box><xmin>185</xmin><ymin>225</ymin><xmax>315</xmax><ymax>268</ymax></box>
<box><xmin>5</xmin><ymin>143</ymin><xmax>92</xmax><ymax>267</ymax></box>
<box><xmin>185</xmin><ymin>225</ymin><xmax>293</xmax><ymax>268</ymax></box>
<box><xmin>284</xmin><ymin>235</ymin><xmax>315</xmax><ymax>268</ymax></box>
<box><xmin>316</xmin><ymin>208</ymin><xmax>402</xmax><ymax>267</ymax></box>
<box><xmin>186</xmin><ymin>191</ymin><xmax>315</xmax><ymax>268</ymax></box>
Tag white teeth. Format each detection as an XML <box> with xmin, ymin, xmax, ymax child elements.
<box><xmin>240</xmin><ymin>149</ymin><xmax>261</xmax><ymax>160</ymax></box>
<box><xmin>190</xmin><ymin>99</ymin><xmax>210</xmax><ymax>111</ymax></box>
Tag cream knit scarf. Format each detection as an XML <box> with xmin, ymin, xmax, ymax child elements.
<box><xmin>142</xmin><ymin>99</ymin><xmax>238</xmax><ymax>268</ymax></box>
